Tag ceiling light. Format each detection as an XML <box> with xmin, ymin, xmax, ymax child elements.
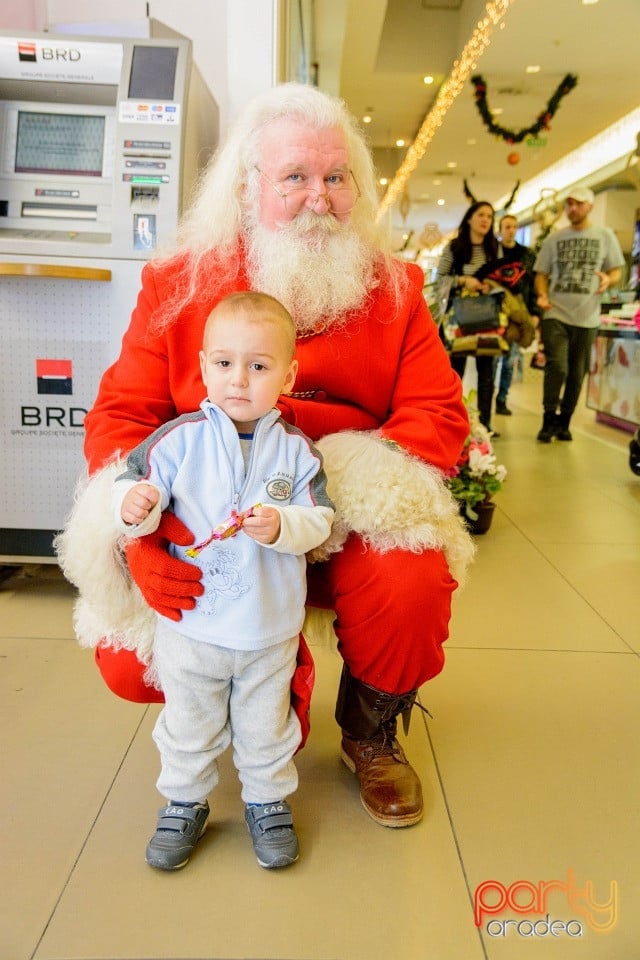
<box><xmin>582</xmin><ymin>0</ymin><xmax>599</xmax><ymax>4</ymax></box>
<box><xmin>423</xmin><ymin>76</ymin><xmax>434</xmax><ymax>85</ymax></box>
<box><xmin>362</xmin><ymin>115</ymin><xmax>372</xmax><ymax>124</ymax></box>
<box><xmin>447</xmin><ymin>161</ymin><xmax>457</xmax><ymax>168</ymax></box>
<box><xmin>396</xmin><ymin>139</ymin><xmax>406</xmax><ymax>147</ymax></box>
<box><xmin>378</xmin><ymin>0</ymin><xmax>517</xmax><ymax>219</ymax></box>
<box><xmin>491</xmin><ymin>107</ymin><xmax>504</xmax><ymax>116</ymax></box>
<box><xmin>526</xmin><ymin>65</ymin><xmax>541</xmax><ymax>73</ymax></box>
<box><xmin>467</xmin><ymin>138</ymin><xmax>477</xmax><ymax>145</ymax></box>
<box><xmin>379</xmin><ymin>177</ymin><xmax>389</xmax><ymax>186</ymax></box>
<box><xmin>433</xmin><ymin>179</ymin><xmax>442</xmax><ymax>186</ymax></box>
<box><xmin>437</xmin><ymin>199</ymin><xmax>445</xmax><ymax>206</ymax></box>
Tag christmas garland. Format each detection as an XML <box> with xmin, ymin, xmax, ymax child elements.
<box><xmin>471</xmin><ymin>74</ymin><xmax>578</xmax><ymax>144</ymax></box>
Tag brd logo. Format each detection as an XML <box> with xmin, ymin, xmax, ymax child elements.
<box><xmin>41</xmin><ymin>47</ymin><xmax>82</xmax><ymax>62</ymax></box>
<box><xmin>21</xmin><ymin>406</ymin><xmax>86</xmax><ymax>428</ymax></box>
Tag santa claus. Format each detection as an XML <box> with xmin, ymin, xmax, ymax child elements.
<box><xmin>57</xmin><ymin>82</ymin><xmax>473</xmax><ymax>835</ymax></box>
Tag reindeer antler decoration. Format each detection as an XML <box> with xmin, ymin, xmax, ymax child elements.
<box><xmin>462</xmin><ymin>179</ymin><xmax>520</xmax><ymax>211</ymax></box>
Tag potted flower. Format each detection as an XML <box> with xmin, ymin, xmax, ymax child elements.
<box><xmin>446</xmin><ymin>392</ymin><xmax>507</xmax><ymax>533</ymax></box>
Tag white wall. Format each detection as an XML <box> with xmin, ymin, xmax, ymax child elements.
<box><xmin>1</xmin><ymin>0</ymin><xmax>42</xmax><ymax>29</ymax></box>
<box><xmin>594</xmin><ymin>188</ymin><xmax>640</xmax><ymax>255</ymax></box>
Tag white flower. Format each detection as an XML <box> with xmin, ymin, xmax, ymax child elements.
<box><xmin>468</xmin><ymin>447</ymin><xmax>497</xmax><ymax>476</ymax></box>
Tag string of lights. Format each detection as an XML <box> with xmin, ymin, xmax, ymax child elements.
<box><xmin>376</xmin><ymin>0</ymin><xmax>517</xmax><ymax>221</ymax></box>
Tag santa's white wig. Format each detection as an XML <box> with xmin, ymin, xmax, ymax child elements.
<box><xmin>179</xmin><ymin>82</ymin><xmax>385</xmax><ymax>251</ymax></box>
<box><xmin>151</xmin><ymin>83</ymin><xmax>399</xmax><ymax>327</ymax></box>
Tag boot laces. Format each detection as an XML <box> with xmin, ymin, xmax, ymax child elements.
<box><xmin>374</xmin><ymin>692</ymin><xmax>433</xmax><ymax>738</ymax></box>
<box><xmin>364</xmin><ymin>718</ymin><xmax>404</xmax><ymax>759</ymax></box>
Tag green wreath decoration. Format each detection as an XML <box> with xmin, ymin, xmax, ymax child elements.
<box><xmin>471</xmin><ymin>74</ymin><xmax>578</xmax><ymax>144</ymax></box>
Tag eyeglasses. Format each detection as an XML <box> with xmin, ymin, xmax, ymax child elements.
<box><xmin>255</xmin><ymin>166</ymin><xmax>361</xmax><ymax>215</ymax></box>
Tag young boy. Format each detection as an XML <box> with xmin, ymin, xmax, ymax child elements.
<box><xmin>113</xmin><ymin>291</ymin><xmax>334</xmax><ymax>871</ymax></box>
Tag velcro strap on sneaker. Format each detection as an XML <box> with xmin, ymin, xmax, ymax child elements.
<box><xmin>157</xmin><ymin>806</ymin><xmax>202</xmax><ymax>829</ymax></box>
<box><xmin>251</xmin><ymin>804</ymin><xmax>293</xmax><ymax>833</ymax></box>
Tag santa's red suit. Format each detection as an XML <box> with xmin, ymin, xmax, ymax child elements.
<box><xmin>57</xmin><ymin>250</ymin><xmax>473</xmax><ymax>710</ymax></box>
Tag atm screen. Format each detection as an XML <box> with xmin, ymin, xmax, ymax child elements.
<box><xmin>15</xmin><ymin>112</ymin><xmax>105</xmax><ymax>177</ymax></box>
<box><xmin>128</xmin><ymin>45</ymin><xmax>179</xmax><ymax>100</ymax></box>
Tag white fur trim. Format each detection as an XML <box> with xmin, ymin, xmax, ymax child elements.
<box><xmin>54</xmin><ymin>462</ymin><xmax>156</xmax><ymax>664</ymax></box>
<box><xmin>315</xmin><ymin>431</ymin><xmax>475</xmax><ymax>585</ymax></box>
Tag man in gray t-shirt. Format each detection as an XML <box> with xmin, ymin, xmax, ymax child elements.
<box><xmin>533</xmin><ymin>188</ymin><xmax>624</xmax><ymax>442</ymax></box>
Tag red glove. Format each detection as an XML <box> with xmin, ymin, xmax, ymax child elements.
<box><xmin>125</xmin><ymin>511</ymin><xmax>204</xmax><ymax>621</ymax></box>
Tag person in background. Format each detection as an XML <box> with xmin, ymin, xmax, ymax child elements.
<box><xmin>56</xmin><ymin>83</ymin><xmax>474</xmax><ymax>835</ymax></box>
<box><xmin>534</xmin><ymin>187</ymin><xmax>624</xmax><ymax>442</ymax></box>
<box><xmin>478</xmin><ymin>213</ymin><xmax>538</xmax><ymax>416</ymax></box>
<box><xmin>436</xmin><ymin>201</ymin><xmax>500</xmax><ymax>434</ymax></box>
<box><xmin>113</xmin><ymin>292</ymin><xmax>334</xmax><ymax>871</ymax></box>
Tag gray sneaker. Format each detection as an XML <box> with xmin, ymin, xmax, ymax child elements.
<box><xmin>244</xmin><ymin>801</ymin><xmax>299</xmax><ymax>868</ymax></box>
<box><xmin>145</xmin><ymin>801</ymin><xmax>209</xmax><ymax>870</ymax></box>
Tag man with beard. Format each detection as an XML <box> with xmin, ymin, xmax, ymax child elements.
<box><xmin>534</xmin><ymin>188</ymin><xmax>624</xmax><ymax>442</ymax></box>
<box><xmin>57</xmin><ymin>83</ymin><xmax>474</xmax><ymax>833</ymax></box>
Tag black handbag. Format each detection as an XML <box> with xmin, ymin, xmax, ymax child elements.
<box><xmin>452</xmin><ymin>291</ymin><xmax>504</xmax><ymax>334</ymax></box>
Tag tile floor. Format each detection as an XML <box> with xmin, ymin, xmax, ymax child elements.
<box><xmin>1</xmin><ymin>373</ymin><xmax>639</xmax><ymax>960</ymax></box>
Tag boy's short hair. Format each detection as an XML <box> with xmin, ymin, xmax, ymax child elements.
<box><xmin>206</xmin><ymin>291</ymin><xmax>296</xmax><ymax>358</ymax></box>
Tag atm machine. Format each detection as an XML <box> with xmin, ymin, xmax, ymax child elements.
<box><xmin>0</xmin><ymin>27</ymin><xmax>217</xmax><ymax>562</ymax></box>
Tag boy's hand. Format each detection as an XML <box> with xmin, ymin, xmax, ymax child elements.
<box><xmin>121</xmin><ymin>482</ymin><xmax>160</xmax><ymax>525</ymax></box>
<box><xmin>242</xmin><ymin>505</ymin><xmax>281</xmax><ymax>544</ymax></box>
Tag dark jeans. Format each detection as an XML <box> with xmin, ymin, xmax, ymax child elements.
<box><xmin>450</xmin><ymin>354</ymin><xmax>497</xmax><ymax>428</ymax></box>
<box><xmin>497</xmin><ymin>341</ymin><xmax>520</xmax><ymax>404</ymax></box>
<box><xmin>540</xmin><ymin>317</ymin><xmax>597</xmax><ymax>418</ymax></box>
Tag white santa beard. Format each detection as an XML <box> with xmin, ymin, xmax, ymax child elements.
<box><xmin>244</xmin><ymin>211</ymin><xmax>376</xmax><ymax>336</ymax></box>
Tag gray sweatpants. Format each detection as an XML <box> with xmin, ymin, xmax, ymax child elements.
<box><xmin>152</xmin><ymin>620</ymin><xmax>301</xmax><ymax>804</ymax></box>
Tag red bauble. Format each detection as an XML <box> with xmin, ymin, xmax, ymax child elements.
<box><xmin>507</xmin><ymin>152</ymin><xmax>520</xmax><ymax>165</ymax></box>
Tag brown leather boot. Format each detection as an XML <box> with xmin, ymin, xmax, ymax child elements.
<box><xmin>335</xmin><ymin>664</ymin><xmax>424</xmax><ymax>827</ymax></box>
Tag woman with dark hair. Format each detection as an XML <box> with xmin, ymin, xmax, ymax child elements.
<box><xmin>437</xmin><ymin>201</ymin><xmax>499</xmax><ymax>433</ymax></box>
